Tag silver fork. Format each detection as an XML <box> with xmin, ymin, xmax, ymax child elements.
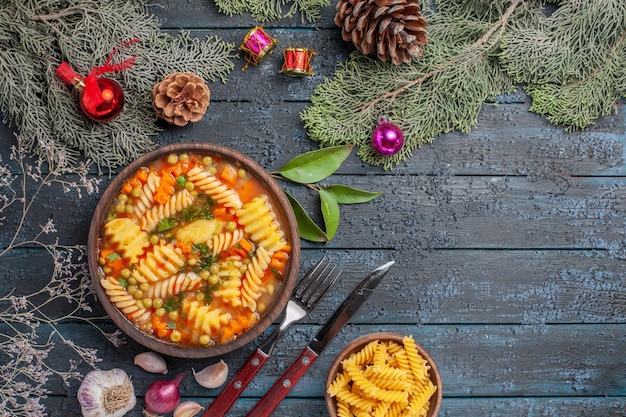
<box><xmin>202</xmin><ymin>257</ymin><xmax>340</xmax><ymax>417</ymax></box>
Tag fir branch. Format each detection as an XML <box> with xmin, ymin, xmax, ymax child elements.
<box><xmin>303</xmin><ymin>0</ymin><xmax>626</xmax><ymax>168</ymax></box>
<box><xmin>0</xmin><ymin>0</ymin><xmax>237</xmax><ymax>172</ymax></box>
<box><xmin>500</xmin><ymin>0</ymin><xmax>626</xmax><ymax>130</ymax></box>
<box><xmin>214</xmin><ymin>0</ymin><xmax>329</xmax><ymax>22</ymax></box>
<box><xmin>302</xmin><ymin>0</ymin><xmax>523</xmax><ymax>169</ymax></box>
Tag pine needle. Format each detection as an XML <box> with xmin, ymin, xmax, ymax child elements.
<box><xmin>214</xmin><ymin>0</ymin><xmax>329</xmax><ymax>22</ymax></box>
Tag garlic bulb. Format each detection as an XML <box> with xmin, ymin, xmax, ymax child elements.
<box><xmin>134</xmin><ymin>351</ymin><xmax>168</xmax><ymax>374</ymax></box>
<box><xmin>173</xmin><ymin>401</ymin><xmax>205</xmax><ymax>417</ymax></box>
<box><xmin>77</xmin><ymin>368</ymin><xmax>136</xmax><ymax>417</ymax></box>
<box><xmin>192</xmin><ymin>360</ymin><xmax>228</xmax><ymax>389</ymax></box>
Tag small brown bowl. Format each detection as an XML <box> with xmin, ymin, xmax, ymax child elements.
<box><xmin>88</xmin><ymin>143</ymin><xmax>300</xmax><ymax>358</ymax></box>
<box><xmin>325</xmin><ymin>332</ymin><xmax>442</xmax><ymax>417</ymax></box>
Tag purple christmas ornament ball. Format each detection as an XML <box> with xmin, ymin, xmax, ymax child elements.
<box><xmin>371</xmin><ymin>118</ymin><xmax>404</xmax><ymax>156</ymax></box>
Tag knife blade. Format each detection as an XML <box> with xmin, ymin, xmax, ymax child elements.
<box><xmin>244</xmin><ymin>260</ymin><xmax>394</xmax><ymax>417</ymax></box>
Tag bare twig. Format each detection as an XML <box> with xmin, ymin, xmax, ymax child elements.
<box><xmin>31</xmin><ymin>6</ymin><xmax>87</xmax><ymax>22</ymax></box>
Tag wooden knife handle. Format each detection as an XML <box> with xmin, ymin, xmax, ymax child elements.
<box><xmin>202</xmin><ymin>348</ymin><xmax>270</xmax><ymax>417</ymax></box>
<box><xmin>245</xmin><ymin>346</ymin><xmax>319</xmax><ymax>417</ymax></box>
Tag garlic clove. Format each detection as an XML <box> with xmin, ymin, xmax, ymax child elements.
<box><xmin>192</xmin><ymin>359</ymin><xmax>228</xmax><ymax>389</ymax></box>
<box><xmin>77</xmin><ymin>368</ymin><xmax>136</xmax><ymax>417</ymax></box>
<box><xmin>173</xmin><ymin>401</ymin><xmax>205</xmax><ymax>417</ymax></box>
<box><xmin>134</xmin><ymin>351</ymin><xmax>168</xmax><ymax>374</ymax></box>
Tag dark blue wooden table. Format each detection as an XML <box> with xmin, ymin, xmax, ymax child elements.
<box><xmin>1</xmin><ymin>1</ymin><xmax>625</xmax><ymax>416</ymax></box>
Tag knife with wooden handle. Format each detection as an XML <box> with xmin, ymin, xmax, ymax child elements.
<box><xmin>244</xmin><ymin>261</ymin><xmax>395</xmax><ymax>417</ymax></box>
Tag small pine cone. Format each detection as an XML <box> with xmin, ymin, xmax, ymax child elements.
<box><xmin>152</xmin><ymin>72</ymin><xmax>210</xmax><ymax>127</ymax></box>
<box><xmin>335</xmin><ymin>0</ymin><xmax>428</xmax><ymax>65</ymax></box>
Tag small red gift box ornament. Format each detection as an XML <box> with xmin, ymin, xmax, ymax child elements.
<box><xmin>56</xmin><ymin>39</ymin><xmax>139</xmax><ymax>122</ymax></box>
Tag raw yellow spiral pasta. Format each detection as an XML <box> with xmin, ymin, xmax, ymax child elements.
<box><xmin>335</xmin><ymin>389</ymin><xmax>377</xmax><ymax>413</ymax></box>
<box><xmin>236</xmin><ymin>196</ymin><xmax>287</xmax><ymax>254</ymax></box>
<box><xmin>328</xmin><ymin>372</ymin><xmax>349</xmax><ymax>397</ymax></box>
<box><xmin>187</xmin><ymin>166</ymin><xmax>242</xmax><ymax>209</ymax></box>
<box><xmin>403</xmin><ymin>336</ymin><xmax>430</xmax><ymax>385</ymax></box>
<box><xmin>343</xmin><ymin>339</ymin><xmax>378</xmax><ymax>366</ymax></box>
<box><xmin>103</xmin><ymin>218</ymin><xmax>150</xmax><ymax>264</ymax></box>
<box><xmin>140</xmin><ymin>189</ymin><xmax>195</xmax><ymax>232</ymax></box>
<box><xmin>343</xmin><ymin>361</ymin><xmax>408</xmax><ymax>404</ymax></box>
<box><xmin>328</xmin><ymin>335</ymin><xmax>437</xmax><ymax>417</ymax></box>
<box><xmin>336</xmin><ymin>399</ymin><xmax>351</xmax><ymax>417</ymax></box>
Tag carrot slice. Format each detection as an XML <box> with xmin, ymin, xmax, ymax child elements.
<box><xmin>219</xmin><ymin>164</ymin><xmax>238</xmax><ymax>186</ymax></box>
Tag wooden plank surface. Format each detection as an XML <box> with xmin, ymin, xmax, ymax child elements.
<box><xmin>1</xmin><ymin>1</ymin><xmax>625</xmax><ymax>416</ymax></box>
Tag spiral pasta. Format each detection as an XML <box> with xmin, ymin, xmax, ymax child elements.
<box><xmin>145</xmin><ymin>272</ymin><xmax>202</xmax><ymax>300</ymax></box>
<box><xmin>100</xmin><ymin>276</ymin><xmax>151</xmax><ymax>325</ymax></box>
<box><xmin>187</xmin><ymin>166</ymin><xmax>242</xmax><ymax>209</ymax></box>
<box><xmin>182</xmin><ymin>299</ymin><xmax>231</xmax><ymax>336</ymax></box>
<box><xmin>103</xmin><ymin>218</ymin><xmax>150</xmax><ymax>264</ymax></box>
<box><xmin>328</xmin><ymin>336</ymin><xmax>437</xmax><ymax>417</ymax></box>
<box><xmin>131</xmin><ymin>170</ymin><xmax>160</xmax><ymax>221</ymax></box>
<box><xmin>131</xmin><ymin>242</ymin><xmax>186</xmax><ymax>284</ymax></box>
<box><xmin>140</xmin><ymin>189</ymin><xmax>194</xmax><ymax>232</ymax></box>
<box><xmin>212</xmin><ymin>228</ymin><xmax>245</xmax><ymax>257</ymax></box>
<box><xmin>241</xmin><ymin>246</ymin><xmax>271</xmax><ymax>312</ymax></box>
<box><xmin>236</xmin><ymin>196</ymin><xmax>287</xmax><ymax>254</ymax></box>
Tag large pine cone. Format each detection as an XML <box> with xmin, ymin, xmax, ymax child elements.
<box><xmin>152</xmin><ymin>72</ymin><xmax>210</xmax><ymax>126</ymax></box>
<box><xmin>335</xmin><ymin>0</ymin><xmax>428</xmax><ymax>65</ymax></box>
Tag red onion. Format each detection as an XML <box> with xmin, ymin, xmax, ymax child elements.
<box><xmin>144</xmin><ymin>372</ymin><xmax>186</xmax><ymax>415</ymax></box>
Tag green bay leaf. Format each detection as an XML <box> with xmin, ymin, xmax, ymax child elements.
<box><xmin>279</xmin><ymin>144</ymin><xmax>354</xmax><ymax>184</ymax></box>
<box><xmin>286</xmin><ymin>192</ymin><xmax>328</xmax><ymax>243</ymax></box>
<box><xmin>319</xmin><ymin>188</ymin><xmax>340</xmax><ymax>242</ymax></box>
<box><xmin>323</xmin><ymin>184</ymin><xmax>382</xmax><ymax>204</ymax></box>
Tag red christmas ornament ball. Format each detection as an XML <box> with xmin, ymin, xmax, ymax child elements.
<box><xmin>79</xmin><ymin>77</ymin><xmax>125</xmax><ymax>122</ymax></box>
<box><xmin>371</xmin><ymin>117</ymin><xmax>404</xmax><ymax>156</ymax></box>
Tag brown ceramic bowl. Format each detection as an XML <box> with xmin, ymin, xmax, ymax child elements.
<box><xmin>88</xmin><ymin>143</ymin><xmax>300</xmax><ymax>358</ymax></box>
<box><xmin>325</xmin><ymin>332</ymin><xmax>442</xmax><ymax>417</ymax></box>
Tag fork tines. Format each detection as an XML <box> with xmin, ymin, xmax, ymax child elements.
<box><xmin>294</xmin><ymin>257</ymin><xmax>341</xmax><ymax>309</ymax></box>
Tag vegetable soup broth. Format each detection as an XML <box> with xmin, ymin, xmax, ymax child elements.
<box><xmin>98</xmin><ymin>152</ymin><xmax>291</xmax><ymax>347</ymax></box>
